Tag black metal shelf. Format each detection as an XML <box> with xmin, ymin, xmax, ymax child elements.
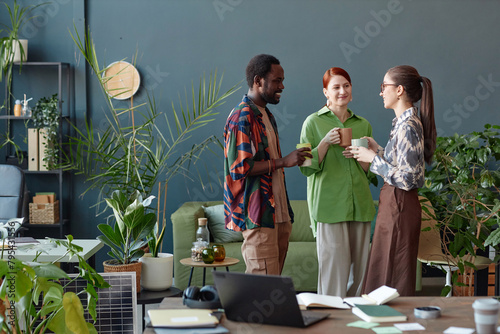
<box><xmin>3</xmin><ymin>62</ymin><xmax>73</xmax><ymax>238</ymax></box>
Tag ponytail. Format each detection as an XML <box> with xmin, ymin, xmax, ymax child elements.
<box><xmin>420</xmin><ymin>76</ymin><xmax>436</xmax><ymax>164</ymax></box>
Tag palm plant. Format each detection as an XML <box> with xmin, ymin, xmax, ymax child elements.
<box><xmin>61</xmin><ymin>26</ymin><xmax>239</xmax><ymax>216</ymax></box>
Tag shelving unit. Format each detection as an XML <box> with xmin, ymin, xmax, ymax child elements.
<box><xmin>1</xmin><ymin>62</ymin><xmax>73</xmax><ymax>238</ymax></box>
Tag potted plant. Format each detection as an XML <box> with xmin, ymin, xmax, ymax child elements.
<box><xmin>419</xmin><ymin>124</ymin><xmax>500</xmax><ymax>296</ymax></box>
<box><xmin>0</xmin><ymin>0</ymin><xmax>46</xmax><ymax>162</ymax></box>
<box><xmin>32</xmin><ymin>94</ymin><xmax>60</xmax><ymax>170</ymax></box>
<box><xmin>0</xmin><ymin>235</ymin><xmax>110</xmax><ymax>333</ymax></box>
<box><xmin>59</xmin><ymin>26</ymin><xmax>239</xmax><ymax>286</ymax></box>
<box><xmin>139</xmin><ymin>181</ymin><xmax>174</xmax><ymax>291</ymax></box>
<box><xmin>1</xmin><ymin>0</ymin><xmax>46</xmax><ymax>98</ymax></box>
<box><xmin>98</xmin><ymin>189</ymin><xmax>157</xmax><ymax>292</ymax></box>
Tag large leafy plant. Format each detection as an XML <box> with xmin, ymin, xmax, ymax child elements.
<box><xmin>419</xmin><ymin>124</ymin><xmax>500</xmax><ymax>295</ymax></box>
<box><xmin>0</xmin><ymin>236</ymin><xmax>110</xmax><ymax>334</ymax></box>
<box><xmin>98</xmin><ymin>190</ymin><xmax>157</xmax><ymax>265</ymax></box>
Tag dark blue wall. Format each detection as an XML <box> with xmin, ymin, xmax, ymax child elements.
<box><xmin>2</xmin><ymin>0</ymin><xmax>499</xmax><ymax>270</ymax></box>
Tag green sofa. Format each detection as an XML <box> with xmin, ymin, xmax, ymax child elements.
<box><xmin>171</xmin><ymin>200</ymin><xmax>318</xmax><ymax>291</ymax></box>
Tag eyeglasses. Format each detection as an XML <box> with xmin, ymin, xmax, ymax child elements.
<box><xmin>380</xmin><ymin>83</ymin><xmax>398</xmax><ymax>93</ymax></box>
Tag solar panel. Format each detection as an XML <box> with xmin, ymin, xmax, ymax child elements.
<box><xmin>62</xmin><ymin>272</ymin><xmax>137</xmax><ymax>333</ymax></box>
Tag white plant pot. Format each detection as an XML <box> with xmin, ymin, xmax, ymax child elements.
<box><xmin>12</xmin><ymin>39</ymin><xmax>28</xmax><ymax>63</ymax></box>
<box><xmin>139</xmin><ymin>253</ymin><xmax>174</xmax><ymax>291</ymax></box>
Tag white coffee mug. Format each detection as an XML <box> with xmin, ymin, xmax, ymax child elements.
<box><xmin>351</xmin><ymin>138</ymin><xmax>368</xmax><ymax>148</ymax></box>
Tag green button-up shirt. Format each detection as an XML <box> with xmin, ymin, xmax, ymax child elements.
<box><xmin>299</xmin><ymin>107</ymin><xmax>376</xmax><ymax>235</ymax></box>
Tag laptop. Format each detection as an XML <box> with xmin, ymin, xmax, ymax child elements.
<box><xmin>212</xmin><ymin>271</ymin><xmax>329</xmax><ymax>328</ymax></box>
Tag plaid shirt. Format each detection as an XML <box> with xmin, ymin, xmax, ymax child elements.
<box><xmin>223</xmin><ymin>95</ymin><xmax>294</xmax><ymax>231</ymax></box>
<box><xmin>370</xmin><ymin>107</ymin><xmax>425</xmax><ymax>191</ymax></box>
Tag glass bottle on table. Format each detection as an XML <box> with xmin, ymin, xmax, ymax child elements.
<box><xmin>196</xmin><ymin>217</ymin><xmax>210</xmax><ymax>243</ymax></box>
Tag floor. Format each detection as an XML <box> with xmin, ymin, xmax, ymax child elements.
<box><xmin>136</xmin><ymin>276</ymin><xmax>448</xmax><ymax>332</ymax></box>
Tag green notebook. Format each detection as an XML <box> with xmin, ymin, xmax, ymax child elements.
<box><xmin>352</xmin><ymin>304</ymin><xmax>407</xmax><ymax>323</ymax></box>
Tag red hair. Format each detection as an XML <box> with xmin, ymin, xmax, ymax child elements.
<box><xmin>323</xmin><ymin>67</ymin><xmax>352</xmax><ymax>89</ymax></box>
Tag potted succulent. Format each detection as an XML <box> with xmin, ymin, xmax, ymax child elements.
<box><xmin>98</xmin><ymin>189</ymin><xmax>157</xmax><ymax>292</ymax></box>
<box><xmin>0</xmin><ymin>235</ymin><xmax>110</xmax><ymax>334</ymax></box>
<box><xmin>32</xmin><ymin>94</ymin><xmax>60</xmax><ymax>170</ymax></box>
<box><xmin>419</xmin><ymin>124</ymin><xmax>500</xmax><ymax>296</ymax></box>
<box><xmin>139</xmin><ymin>182</ymin><xmax>174</xmax><ymax>291</ymax></box>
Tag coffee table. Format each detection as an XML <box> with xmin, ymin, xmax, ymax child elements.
<box><xmin>179</xmin><ymin>257</ymin><xmax>239</xmax><ymax>286</ymax></box>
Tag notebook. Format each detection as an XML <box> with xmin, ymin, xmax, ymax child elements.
<box><xmin>212</xmin><ymin>271</ymin><xmax>330</xmax><ymax>328</ymax></box>
<box><xmin>148</xmin><ymin>309</ymin><xmax>219</xmax><ymax>328</ymax></box>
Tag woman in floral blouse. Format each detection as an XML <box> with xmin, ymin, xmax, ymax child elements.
<box><xmin>353</xmin><ymin>65</ymin><xmax>436</xmax><ymax>296</ymax></box>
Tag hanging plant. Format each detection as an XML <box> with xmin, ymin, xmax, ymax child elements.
<box><xmin>32</xmin><ymin>94</ymin><xmax>60</xmax><ymax>170</ymax></box>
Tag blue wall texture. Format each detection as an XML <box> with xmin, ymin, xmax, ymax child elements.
<box><xmin>1</xmin><ymin>0</ymin><xmax>499</xmax><ymax>270</ymax></box>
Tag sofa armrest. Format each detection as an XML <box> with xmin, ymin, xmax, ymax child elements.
<box><xmin>171</xmin><ymin>202</ymin><xmax>206</xmax><ymax>262</ymax></box>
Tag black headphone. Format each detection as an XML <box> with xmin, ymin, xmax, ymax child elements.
<box><xmin>182</xmin><ymin>285</ymin><xmax>221</xmax><ymax>309</ymax></box>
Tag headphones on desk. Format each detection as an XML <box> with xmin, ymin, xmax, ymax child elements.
<box><xmin>182</xmin><ymin>285</ymin><xmax>222</xmax><ymax>309</ymax></box>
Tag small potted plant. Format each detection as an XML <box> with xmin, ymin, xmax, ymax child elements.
<box><xmin>140</xmin><ymin>182</ymin><xmax>174</xmax><ymax>291</ymax></box>
<box><xmin>1</xmin><ymin>0</ymin><xmax>46</xmax><ymax>96</ymax></box>
<box><xmin>32</xmin><ymin>94</ymin><xmax>60</xmax><ymax>170</ymax></box>
<box><xmin>98</xmin><ymin>189</ymin><xmax>157</xmax><ymax>292</ymax></box>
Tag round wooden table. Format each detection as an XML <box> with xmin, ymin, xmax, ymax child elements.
<box><xmin>180</xmin><ymin>257</ymin><xmax>239</xmax><ymax>287</ymax></box>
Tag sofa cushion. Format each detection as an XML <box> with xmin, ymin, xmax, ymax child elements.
<box><xmin>202</xmin><ymin>204</ymin><xmax>244</xmax><ymax>243</ymax></box>
<box><xmin>289</xmin><ymin>200</ymin><xmax>315</xmax><ymax>242</ymax></box>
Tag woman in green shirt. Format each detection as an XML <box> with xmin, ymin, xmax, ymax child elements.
<box><xmin>299</xmin><ymin>67</ymin><xmax>376</xmax><ymax>297</ymax></box>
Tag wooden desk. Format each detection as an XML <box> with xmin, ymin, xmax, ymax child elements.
<box><xmin>143</xmin><ymin>296</ymin><xmax>490</xmax><ymax>334</ymax></box>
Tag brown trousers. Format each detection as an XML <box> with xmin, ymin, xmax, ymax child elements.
<box><xmin>362</xmin><ymin>183</ymin><xmax>421</xmax><ymax>296</ymax></box>
<box><xmin>241</xmin><ymin>221</ymin><xmax>292</xmax><ymax>275</ymax></box>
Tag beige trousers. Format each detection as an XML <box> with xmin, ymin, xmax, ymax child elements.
<box><xmin>317</xmin><ymin>221</ymin><xmax>371</xmax><ymax>297</ymax></box>
<box><xmin>241</xmin><ymin>221</ymin><xmax>292</xmax><ymax>275</ymax></box>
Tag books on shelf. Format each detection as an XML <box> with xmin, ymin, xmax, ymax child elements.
<box><xmin>344</xmin><ymin>285</ymin><xmax>399</xmax><ymax>307</ymax></box>
<box><xmin>352</xmin><ymin>304</ymin><xmax>407</xmax><ymax>323</ymax></box>
<box><xmin>296</xmin><ymin>293</ymin><xmax>350</xmax><ymax>310</ymax></box>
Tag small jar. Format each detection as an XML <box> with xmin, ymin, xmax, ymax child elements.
<box><xmin>202</xmin><ymin>248</ymin><xmax>215</xmax><ymax>264</ymax></box>
<box><xmin>212</xmin><ymin>244</ymin><xmax>226</xmax><ymax>262</ymax></box>
<box><xmin>191</xmin><ymin>239</ymin><xmax>208</xmax><ymax>262</ymax></box>
<box><xmin>13</xmin><ymin>100</ymin><xmax>22</xmax><ymax>117</ymax></box>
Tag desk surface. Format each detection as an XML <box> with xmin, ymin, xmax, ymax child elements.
<box><xmin>143</xmin><ymin>296</ymin><xmax>490</xmax><ymax>334</ymax></box>
<box><xmin>14</xmin><ymin>239</ymin><xmax>103</xmax><ymax>263</ymax></box>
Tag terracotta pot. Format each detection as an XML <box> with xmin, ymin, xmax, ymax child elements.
<box><xmin>139</xmin><ymin>253</ymin><xmax>173</xmax><ymax>291</ymax></box>
<box><xmin>103</xmin><ymin>259</ymin><xmax>142</xmax><ymax>292</ymax></box>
